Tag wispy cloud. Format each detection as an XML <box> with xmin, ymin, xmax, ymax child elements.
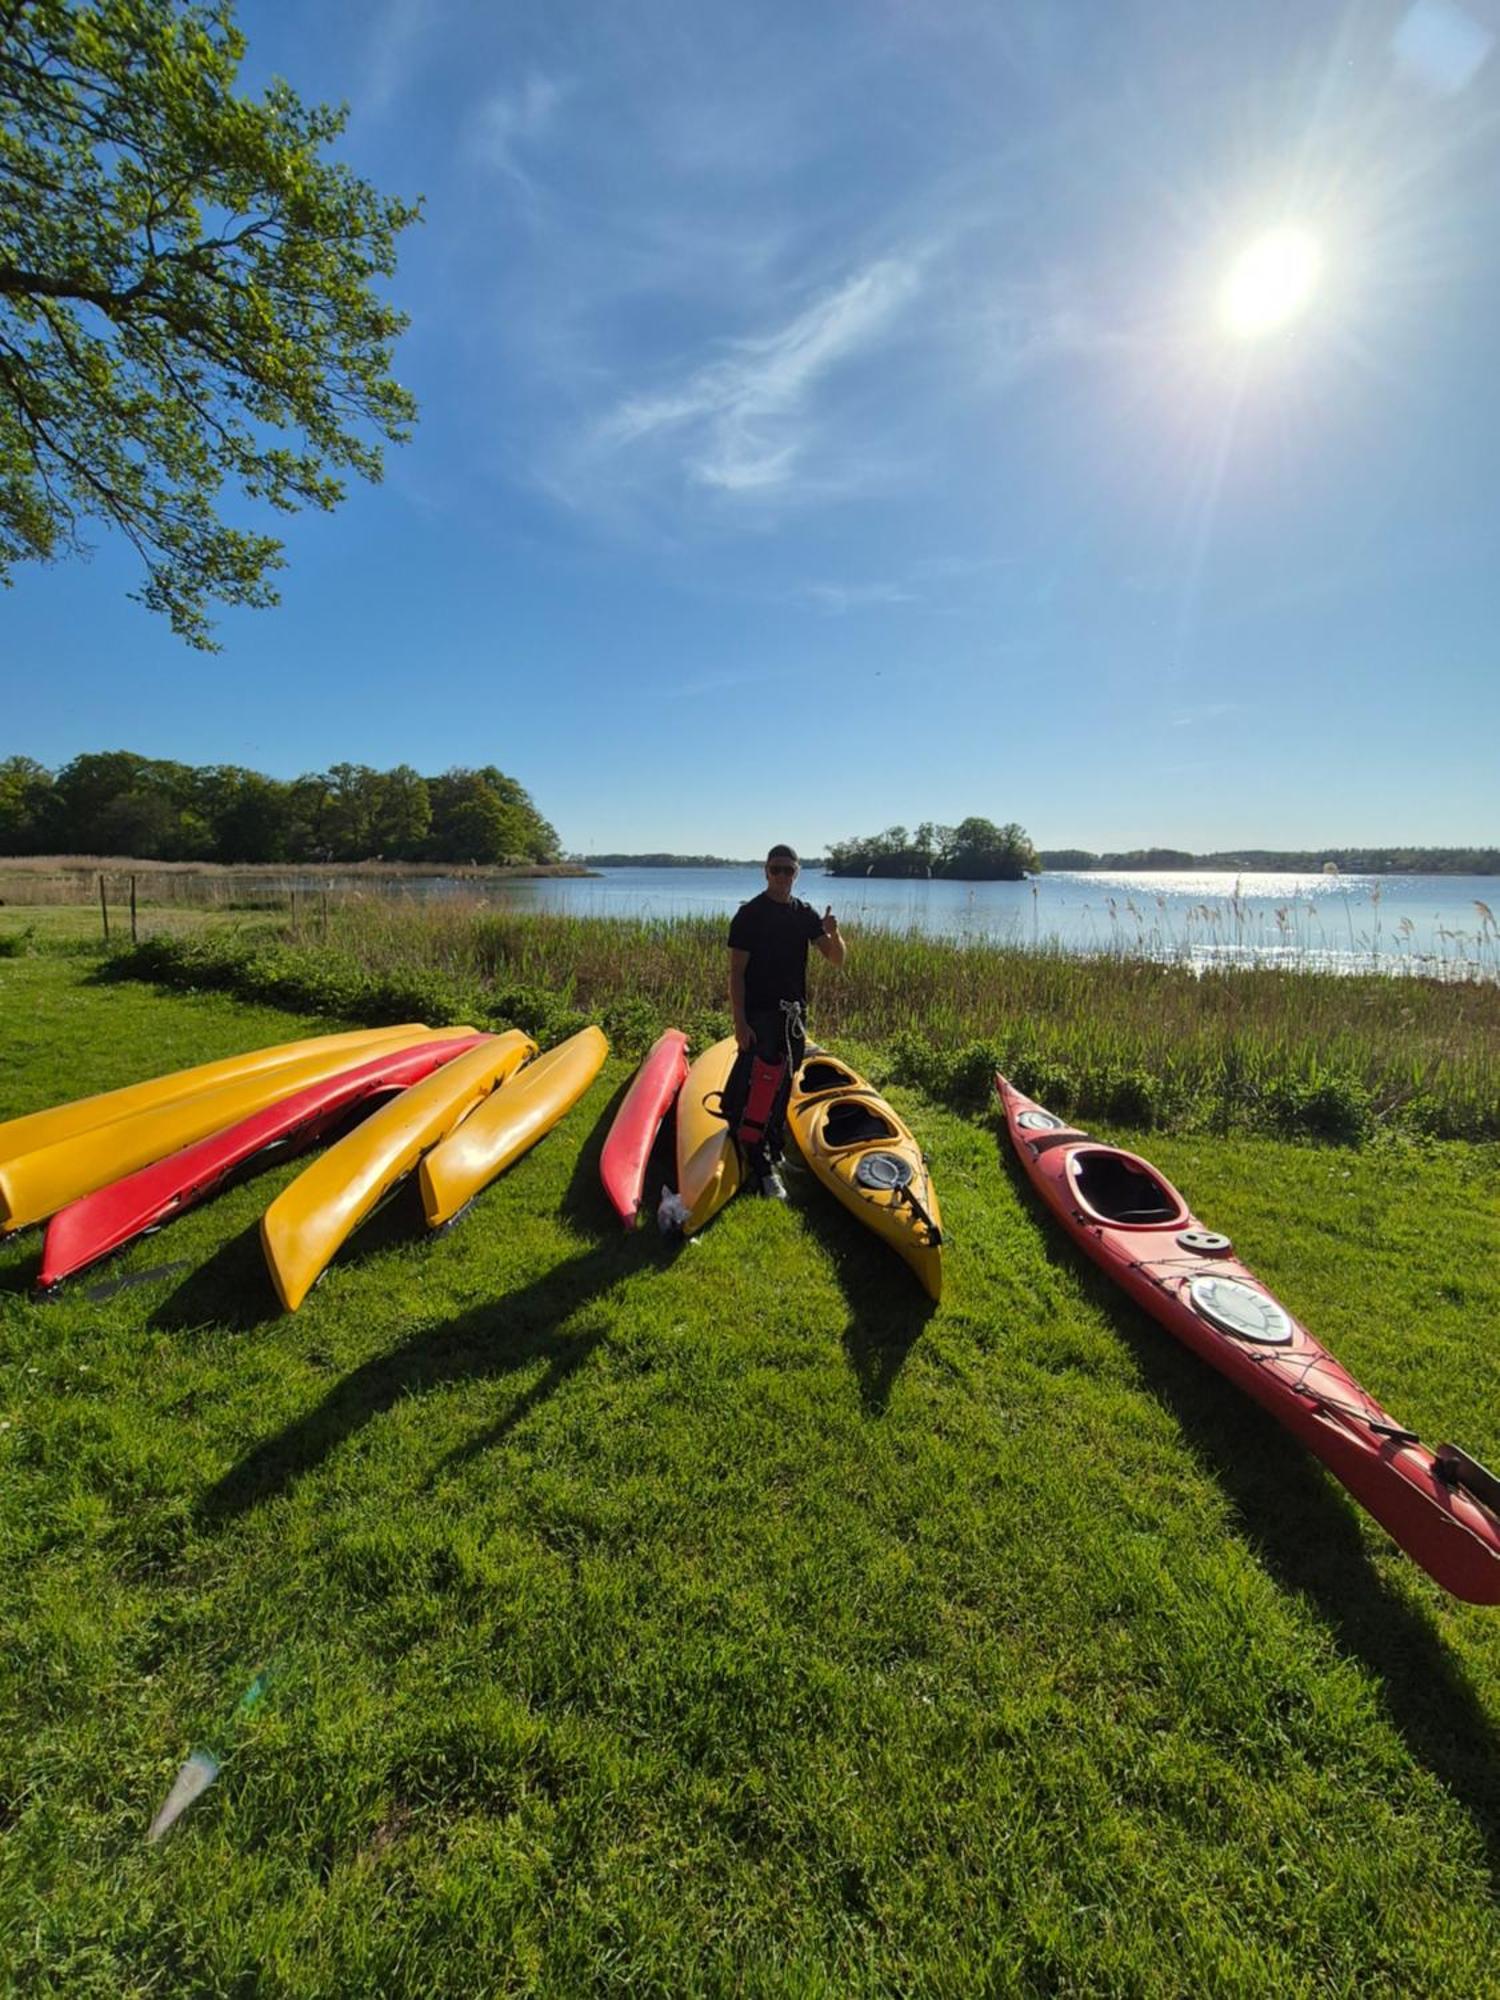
<box><xmin>596</xmin><ymin>258</ymin><xmax>922</xmax><ymax>496</ymax></box>
<box><xmin>470</xmin><ymin>72</ymin><xmax>570</xmax><ymax>186</ymax></box>
<box><xmin>802</xmin><ymin>581</ymin><xmax>918</xmax><ymax>614</ymax></box>
<box><xmin>1170</xmin><ymin>701</ymin><xmax>1249</xmax><ymax>727</ymax></box>
<box><xmin>357</xmin><ymin>0</ymin><xmax>439</xmax><ymax>120</ymax></box>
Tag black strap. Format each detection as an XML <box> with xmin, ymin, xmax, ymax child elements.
<box><xmin>895</xmin><ymin>1179</ymin><xmax>943</xmax><ymax>1247</ymax></box>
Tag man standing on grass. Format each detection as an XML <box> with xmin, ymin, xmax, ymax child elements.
<box><xmin>725</xmin><ymin>843</ymin><xmax>846</xmax><ymax>1199</ymax></box>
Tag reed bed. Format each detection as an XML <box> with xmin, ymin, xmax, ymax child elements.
<box><xmin>107</xmin><ymin>895</ymin><xmax>1500</xmax><ymax>1141</ymax></box>
<box><xmin>0</xmin><ymin>856</ymin><xmax>578</xmax><ymax>909</ymax></box>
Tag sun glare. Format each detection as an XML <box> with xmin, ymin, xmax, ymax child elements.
<box><xmin>1219</xmin><ymin>226</ymin><xmax>1322</xmax><ymax>339</ymax></box>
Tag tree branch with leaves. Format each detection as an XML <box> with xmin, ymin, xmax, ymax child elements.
<box><xmin>0</xmin><ymin>0</ymin><xmax>419</xmax><ymax>645</ymax></box>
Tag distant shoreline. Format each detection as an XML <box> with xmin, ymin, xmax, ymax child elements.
<box><xmin>582</xmin><ymin>850</ymin><xmax>1499</xmax><ymax>878</ymax></box>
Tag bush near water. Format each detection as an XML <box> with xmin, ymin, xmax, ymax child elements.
<box><xmin>98</xmin><ymin>899</ymin><xmax>1499</xmax><ymax>1142</ymax></box>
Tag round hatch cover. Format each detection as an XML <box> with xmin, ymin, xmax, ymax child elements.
<box><xmin>1018</xmin><ymin>1109</ymin><xmax>1065</xmax><ymax>1132</ymax></box>
<box><xmin>1188</xmin><ymin>1275</ymin><xmax>1293</xmax><ymax>1345</ymax></box>
<box><xmin>854</xmin><ymin>1152</ymin><xmax>914</xmax><ymax>1191</ymax></box>
<box><xmin>1178</xmin><ymin>1229</ymin><xmax>1233</xmax><ymax>1255</ymax></box>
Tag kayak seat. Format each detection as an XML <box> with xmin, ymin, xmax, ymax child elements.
<box><xmin>823</xmin><ymin>1101</ymin><xmax>897</xmax><ymax>1149</ymax></box>
<box><xmin>1072</xmin><ymin>1150</ymin><xmax>1180</xmax><ymax>1224</ymax></box>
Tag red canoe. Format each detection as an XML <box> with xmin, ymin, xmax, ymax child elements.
<box><xmin>600</xmin><ymin>1029</ymin><xmax>690</xmax><ymax>1227</ymax></box>
<box><xmin>994</xmin><ymin>1073</ymin><xmax>1500</xmax><ymax>1604</ymax></box>
<box><xmin>38</xmin><ymin>1033</ymin><xmax>486</xmax><ymax>1290</ymax></box>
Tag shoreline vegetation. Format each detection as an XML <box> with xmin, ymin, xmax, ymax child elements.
<box><xmin>582</xmin><ymin>844</ymin><xmax>1500</xmax><ymax>878</ymax></box>
<box><xmin>1039</xmin><ymin>845</ymin><xmax>1500</xmax><ymax>876</ymax></box>
<box><xmin>0</xmin><ymin>752</ymin><xmax>562</xmax><ymax>868</ymax></box>
<box><xmin>9</xmin><ymin>896</ymin><xmax>1483</xmax><ymax>1143</ymax></box>
<box><xmin>0</xmin><ymin>857</ymin><xmax>593</xmax><ymax>908</ymax></box>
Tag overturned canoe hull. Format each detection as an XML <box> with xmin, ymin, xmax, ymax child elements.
<box><xmin>39</xmin><ymin>1033</ymin><xmax>487</xmax><ymax>1290</ymax></box>
<box><xmin>675</xmin><ymin>1036</ymin><xmax>742</xmax><ymax>1236</ymax></box>
<box><xmin>0</xmin><ymin>1026</ymin><xmax>465</xmax><ymax>1233</ymax></box>
<box><xmin>420</xmin><ymin>1026</ymin><xmax>609</xmax><ymax>1226</ymax></box>
<box><xmin>600</xmin><ymin>1030</ymin><xmax>690</xmax><ymax>1228</ymax></box>
<box><xmin>261</xmin><ymin>1031</ymin><xmax>535</xmax><ymax>1311</ymax></box>
<box><xmin>0</xmin><ymin>1024</ymin><xmax>432</xmax><ymax>1166</ymax></box>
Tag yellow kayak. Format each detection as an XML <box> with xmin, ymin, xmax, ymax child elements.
<box><xmin>788</xmin><ymin>1053</ymin><xmax>943</xmax><ymax>1300</ymax></box>
<box><xmin>0</xmin><ymin>1026</ymin><xmax>467</xmax><ymax>1234</ymax></box>
<box><xmin>419</xmin><ymin>1026</ymin><xmax>609</xmax><ymax>1227</ymax></box>
<box><xmin>675</xmin><ymin>1035</ymin><xmax>743</xmax><ymax>1236</ymax></box>
<box><xmin>0</xmin><ymin>1024</ymin><xmax>430</xmax><ymax>1167</ymax></box>
<box><xmin>261</xmin><ymin>1030</ymin><xmax>535</xmax><ymax>1311</ymax></box>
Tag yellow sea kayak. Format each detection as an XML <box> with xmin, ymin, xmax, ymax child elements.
<box><xmin>788</xmin><ymin>1053</ymin><xmax>943</xmax><ymax>1299</ymax></box>
<box><xmin>0</xmin><ymin>1024</ymin><xmax>431</xmax><ymax>1167</ymax></box>
<box><xmin>675</xmin><ymin>1035</ymin><xmax>742</xmax><ymax>1236</ymax></box>
<box><xmin>419</xmin><ymin>1026</ymin><xmax>609</xmax><ymax>1227</ymax></box>
<box><xmin>0</xmin><ymin>1026</ymin><xmax>467</xmax><ymax>1234</ymax></box>
<box><xmin>261</xmin><ymin>1030</ymin><xmax>535</xmax><ymax>1311</ymax></box>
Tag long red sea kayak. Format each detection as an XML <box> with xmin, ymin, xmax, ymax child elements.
<box><xmin>599</xmin><ymin>1029</ymin><xmax>690</xmax><ymax>1227</ymax></box>
<box><xmin>38</xmin><ymin>1033</ymin><xmax>486</xmax><ymax>1290</ymax></box>
<box><xmin>995</xmin><ymin>1072</ymin><xmax>1500</xmax><ymax>1604</ymax></box>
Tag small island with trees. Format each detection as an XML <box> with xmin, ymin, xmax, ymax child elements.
<box><xmin>826</xmin><ymin>820</ymin><xmax>1041</xmax><ymax>880</ymax></box>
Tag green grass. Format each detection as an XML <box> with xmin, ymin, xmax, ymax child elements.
<box><xmin>2</xmin><ymin>956</ymin><xmax>1499</xmax><ymax>1995</ymax></box>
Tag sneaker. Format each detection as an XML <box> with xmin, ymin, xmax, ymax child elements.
<box><xmin>758</xmin><ymin>1165</ymin><xmax>788</xmax><ymax>1201</ymax></box>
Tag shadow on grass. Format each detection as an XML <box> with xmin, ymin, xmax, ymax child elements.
<box><xmin>997</xmin><ymin>1134</ymin><xmax>1500</xmax><ymax>1891</ymax></box>
<box><xmin>150</xmin><ymin>1218</ymin><xmax>287</xmax><ymax>1334</ymax></box>
<box><xmin>556</xmin><ymin>1076</ymin><xmax>633</xmax><ymax>1240</ymax></box>
<box><xmin>196</xmin><ymin>1234</ymin><xmax>633</xmax><ymax>1524</ymax></box>
<box><xmin>790</xmin><ymin>1164</ymin><xmax>937</xmax><ymax>1414</ymax></box>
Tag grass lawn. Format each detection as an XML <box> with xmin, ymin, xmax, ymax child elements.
<box><xmin>2</xmin><ymin>953</ymin><xmax>1498</xmax><ymax>1995</ymax></box>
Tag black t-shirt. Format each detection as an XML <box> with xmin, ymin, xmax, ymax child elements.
<box><xmin>728</xmin><ymin>892</ymin><xmax>825</xmax><ymax>1012</ymax></box>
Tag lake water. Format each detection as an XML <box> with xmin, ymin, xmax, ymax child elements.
<box><xmin>400</xmin><ymin>866</ymin><xmax>1500</xmax><ymax>980</ymax></box>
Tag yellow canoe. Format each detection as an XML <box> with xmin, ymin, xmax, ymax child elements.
<box><xmin>0</xmin><ymin>1024</ymin><xmax>432</xmax><ymax>1167</ymax></box>
<box><xmin>676</xmin><ymin>1035</ymin><xmax>743</xmax><ymax>1236</ymax></box>
<box><xmin>788</xmin><ymin>1052</ymin><xmax>943</xmax><ymax>1300</ymax></box>
<box><xmin>261</xmin><ymin>1030</ymin><xmax>535</xmax><ymax>1311</ymax></box>
<box><xmin>0</xmin><ymin>1026</ymin><xmax>468</xmax><ymax>1234</ymax></box>
<box><xmin>419</xmin><ymin>1026</ymin><xmax>609</xmax><ymax>1227</ymax></box>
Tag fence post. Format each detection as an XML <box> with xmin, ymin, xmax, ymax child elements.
<box><xmin>98</xmin><ymin>873</ymin><xmax>110</xmax><ymax>943</ymax></box>
<box><xmin>130</xmin><ymin>873</ymin><xmax>138</xmax><ymax>943</ymax></box>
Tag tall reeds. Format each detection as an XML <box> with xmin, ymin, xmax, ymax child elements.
<box><xmin>108</xmin><ymin>897</ymin><xmax>1500</xmax><ymax>1140</ymax></box>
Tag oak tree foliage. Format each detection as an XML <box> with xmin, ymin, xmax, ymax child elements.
<box><xmin>0</xmin><ymin>0</ymin><xmax>419</xmax><ymax>645</ymax></box>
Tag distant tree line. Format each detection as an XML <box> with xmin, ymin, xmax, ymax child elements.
<box><xmin>581</xmin><ymin>853</ymin><xmax>756</xmax><ymax>869</ymax></box>
<box><xmin>1036</xmin><ymin>847</ymin><xmax>1500</xmax><ymax>875</ymax></box>
<box><xmin>579</xmin><ymin>853</ymin><xmax>829</xmax><ymax>869</ymax></box>
<box><xmin>827</xmin><ymin>819</ymin><xmax>1040</xmax><ymax>881</ymax></box>
<box><xmin>0</xmin><ymin>751</ymin><xmax>560</xmax><ymax>865</ymax></box>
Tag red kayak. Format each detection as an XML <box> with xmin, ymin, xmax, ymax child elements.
<box><xmin>600</xmin><ymin>1029</ymin><xmax>690</xmax><ymax>1227</ymax></box>
<box><xmin>38</xmin><ymin>1033</ymin><xmax>486</xmax><ymax>1290</ymax></box>
<box><xmin>995</xmin><ymin>1073</ymin><xmax>1500</xmax><ymax>1604</ymax></box>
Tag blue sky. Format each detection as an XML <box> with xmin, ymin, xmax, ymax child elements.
<box><xmin>5</xmin><ymin>0</ymin><xmax>1498</xmax><ymax>855</ymax></box>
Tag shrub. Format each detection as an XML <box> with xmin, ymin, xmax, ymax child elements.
<box><xmin>1264</xmin><ymin>1069</ymin><xmax>1373</xmax><ymax>1146</ymax></box>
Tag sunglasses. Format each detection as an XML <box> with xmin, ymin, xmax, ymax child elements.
<box><xmin>767</xmin><ymin>863</ymin><xmax>797</xmax><ymax>876</ymax></box>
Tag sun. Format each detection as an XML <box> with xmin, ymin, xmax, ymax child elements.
<box><xmin>1218</xmin><ymin>226</ymin><xmax>1322</xmax><ymax>339</ymax></box>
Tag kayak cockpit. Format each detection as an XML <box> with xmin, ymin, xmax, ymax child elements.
<box><xmin>1067</xmin><ymin>1147</ymin><xmax>1189</xmax><ymax>1228</ymax></box>
<box><xmin>821</xmin><ymin>1099</ymin><xmax>898</xmax><ymax>1149</ymax></box>
<box><xmin>798</xmin><ymin>1058</ymin><xmax>859</xmax><ymax>1097</ymax></box>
